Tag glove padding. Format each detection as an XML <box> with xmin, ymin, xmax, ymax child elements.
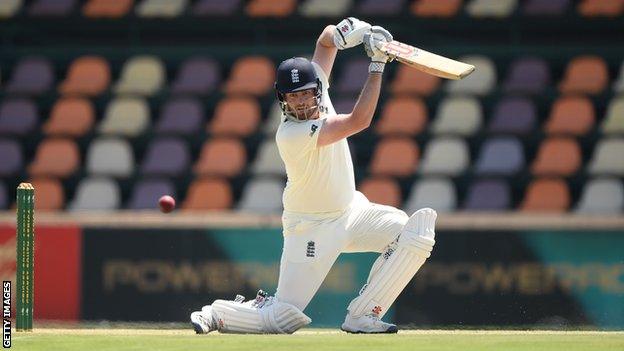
<box><xmin>363</xmin><ymin>29</ymin><xmax>392</xmax><ymax>63</ymax></box>
<box><xmin>333</xmin><ymin>17</ymin><xmax>371</xmax><ymax>50</ymax></box>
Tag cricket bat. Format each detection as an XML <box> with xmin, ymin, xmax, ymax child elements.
<box><xmin>378</xmin><ymin>40</ymin><xmax>475</xmax><ymax>80</ymax></box>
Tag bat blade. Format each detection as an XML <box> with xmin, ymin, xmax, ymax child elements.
<box><xmin>379</xmin><ymin>40</ymin><xmax>475</xmax><ymax>80</ymax></box>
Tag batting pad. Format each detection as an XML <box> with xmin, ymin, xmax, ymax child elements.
<box><xmin>211</xmin><ymin>298</ymin><xmax>311</xmax><ymax>334</ymax></box>
<box><xmin>347</xmin><ymin>208</ymin><xmax>436</xmax><ymax>318</ymax></box>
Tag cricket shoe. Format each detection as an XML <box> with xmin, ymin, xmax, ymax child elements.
<box><xmin>190</xmin><ymin>305</ymin><xmax>217</xmax><ymax>334</ymax></box>
<box><xmin>341</xmin><ymin>312</ymin><xmax>398</xmax><ymax>334</ymax></box>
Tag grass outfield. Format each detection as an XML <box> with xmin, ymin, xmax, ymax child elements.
<box><xmin>12</xmin><ymin>329</ymin><xmax>624</xmax><ymax>351</ymax></box>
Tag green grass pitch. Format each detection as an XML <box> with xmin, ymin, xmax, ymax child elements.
<box><xmin>13</xmin><ymin>329</ymin><xmax>624</xmax><ymax>351</ymax></box>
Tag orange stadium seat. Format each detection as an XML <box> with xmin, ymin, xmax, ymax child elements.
<box><xmin>246</xmin><ymin>0</ymin><xmax>297</xmax><ymax>17</ymax></box>
<box><xmin>559</xmin><ymin>56</ymin><xmax>609</xmax><ymax>95</ymax></box>
<box><xmin>194</xmin><ymin>138</ymin><xmax>247</xmax><ymax>177</ymax></box>
<box><xmin>223</xmin><ymin>56</ymin><xmax>275</xmax><ymax>96</ymax></box>
<box><xmin>359</xmin><ymin>177</ymin><xmax>402</xmax><ymax>208</ymax></box>
<box><xmin>531</xmin><ymin>137</ymin><xmax>582</xmax><ymax>176</ymax></box>
<box><xmin>545</xmin><ymin>96</ymin><xmax>595</xmax><ymax>136</ymax></box>
<box><xmin>391</xmin><ymin>64</ymin><xmax>441</xmax><ymax>96</ymax></box>
<box><xmin>520</xmin><ymin>178</ymin><xmax>570</xmax><ymax>212</ymax></box>
<box><xmin>578</xmin><ymin>0</ymin><xmax>624</xmax><ymax>17</ymax></box>
<box><xmin>369</xmin><ymin>137</ymin><xmax>419</xmax><ymax>177</ymax></box>
<box><xmin>83</xmin><ymin>0</ymin><xmax>133</xmax><ymax>18</ymax></box>
<box><xmin>58</xmin><ymin>56</ymin><xmax>111</xmax><ymax>96</ymax></box>
<box><xmin>411</xmin><ymin>0</ymin><xmax>463</xmax><ymax>17</ymax></box>
<box><xmin>28</xmin><ymin>138</ymin><xmax>80</xmax><ymax>178</ymax></box>
<box><xmin>29</xmin><ymin>178</ymin><xmax>65</xmax><ymax>211</ymax></box>
<box><xmin>375</xmin><ymin>97</ymin><xmax>428</xmax><ymax>136</ymax></box>
<box><xmin>183</xmin><ymin>178</ymin><xmax>233</xmax><ymax>210</ymax></box>
<box><xmin>43</xmin><ymin>97</ymin><xmax>95</xmax><ymax>137</ymax></box>
<box><xmin>208</xmin><ymin>97</ymin><xmax>261</xmax><ymax>137</ymax></box>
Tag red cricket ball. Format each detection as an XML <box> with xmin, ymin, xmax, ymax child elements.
<box><xmin>158</xmin><ymin>195</ymin><xmax>176</xmax><ymax>213</ymax></box>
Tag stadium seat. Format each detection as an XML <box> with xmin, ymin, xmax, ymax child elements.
<box><xmin>237</xmin><ymin>177</ymin><xmax>284</xmax><ymax>213</ymax></box>
<box><xmin>69</xmin><ymin>177</ymin><xmax>120</xmax><ymax>211</ymax></box>
<box><xmin>246</xmin><ymin>0</ymin><xmax>296</xmax><ymax>17</ymax></box>
<box><xmin>575</xmin><ymin>178</ymin><xmax>624</xmax><ymax>214</ymax></box>
<box><xmin>29</xmin><ymin>0</ymin><xmax>75</xmax><ymax>16</ymax></box>
<box><xmin>466</xmin><ymin>0</ymin><xmax>517</xmax><ymax>18</ymax></box>
<box><xmin>127</xmin><ymin>178</ymin><xmax>176</xmax><ymax>210</ymax></box>
<box><xmin>58</xmin><ymin>56</ymin><xmax>110</xmax><ymax>96</ymax></box>
<box><xmin>99</xmin><ymin>97</ymin><xmax>150</xmax><ymax>137</ymax></box>
<box><xmin>614</xmin><ymin>61</ymin><xmax>624</xmax><ymax>93</ymax></box>
<box><xmin>141</xmin><ymin>138</ymin><xmax>190</xmax><ymax>177</ymax></box>
<box><xmin>474</xmin><ymin>137</ymin><xmax>524</xmax><ymax>175</ymax></box>
<box><xmin>263</xmin><ymin>102</ymin><xmax>283</xmax><ymax>136</ymax></box>
<box><xmin>502</xmin><ymin>57</ymin><xmax>550</xmax><ymax>94</ymax></box>
<box><xmin>28</xmin><ymin>138</ymin><xmax>80</xmax><ymax>178</ymax></box>
<box><xmin>113</xmin><ymin>55</ymin><xmax>165</xmax><ymax>96</ymax></box>
<box><xmin>558</xmin><ymin>55</ymin><xmax>609</xmax><ymax>95</ymax></box>
<box><xmin>223</xmin><ymin>56</ymin><xmax>275</xmax><ymax>96</ymax></box>
<box><xmin>29</xmin><ymin>178</ymin><xmax>64</xmax><ymax>211</ymax></box>
<box><xmin>390</xmin><ymin>64</ymin><xmax>441</xmax><ymax>96</ymax></box>
<box><xmin>193</xmin><ymin>0</ymin><xmax>241</xmax><ymax>16</ymax></box>
<box><xmin>375</xmin><ymin>97</ymin><xmax>428</xmax><ymax>136</ymax></box>
<box><xmin>136</xmin><ymin>0</ymin><xmax>187</xmax><ymax>18</ymax></box>
<box><xmin>170</xmin><ymin>57</ymin><xmax>220</xmax><ymax>95</ymax></box>
<box><xmin>0</xmin><ymin>182</ymin><xmax>7</xmax><ymax>209</ymax></box>
<box><xmin>43</xmin><ymin>97</ymin><xmax>95</xmax><ymax>137</ymax></box>
<box><xmin>299</xmin><ymin>0</ymin><xmax>352</xmax><ymax>17</ymax></box>
<box><xmin>520</xmin><ymin>178</ymin><xmax>570</xmax><ymax>212</ymax></box>
<box><xmin>155</xmin><ymin>98</ymin><xmax>204</xmax><ymax>135</ymax></box>
<box><xmin>0</xmin><ymin>0</ymin><xmax>22</xmax><ymax>18</ymax></box>
<box><xmin>588</xmin><ymin>138</ymin><xmax>624</xmax><ymax>175</ymax></box>
<box><xmin>5</xmin><ymin>57</ymin><xmax>54</xmax><ymax>95</ymax></box>
<box><xmin>86</xmin><ymin>137</ymin><xmax>135</xmax><ymax>177</ymax></box>
<box><xmin>356</xmin><ymin>0</ymin><xmax>404</xmax><ymax>16</ymax></box>
<box><xmin>0</xmin><ymin>99</ymin><xmax>38</xmax><ymax>136</ymax></box>
<box><xmin>523</xmin><ymin>0</ymin><xmax>570</xmax><ymax>16</ymax></box>
<box><xmin>601</xmin><ymin>97</ymin><xmax>624</xmax><ymax>135</ymax></box>
<box><xmin>545</xmin><ymin>96</ymin><xmax>595</xmax><ymax>136</ymax></box>
<box><xmin>336</xmin><ymin>58</ymin><xmax>369</xmax><ymax>95</ymax></box>
<box><xmin>208</xmin><ymin>97</ymin><xmax>261</xmax><ymax>137</ymax></box>
<box><xmin>488</xmin><ymin>97</ymin><xmax>537</xmax><ymax>135</ymax></box>
<box><xmin>531</xmin><ymin>137</ymin><xmax>581</xmax><ymax>176</ymax></box>
<box><xmin>83</xmin><ymin>0</ymin><xmax>133</xmax><ymax>18</ymax></box>
<box><xmin>183</xmin><ymin>178</ymin><xmax>232</xmax><ymax>210</ymax></box>
<box><xmin>333</xmin><ymin>97</ymin><xmax>357</xmax><ymax>114</ymax></box>
<box><xmin>419</xmin><ymin>137</ymin><xmax>469</xmax><ymax>176</ymax></box>
<box><xmin>404</xmin><ymin>177</ymin><xmax>456</xmax><ymax>213</ymax></box>
<box><xmin>194</xmin><ymin>138</ymin><xmax>247</xmax><ymax>177</ymax></box>
<box><xmin>411</xmin><ymin>0</ymin><xmax>462</xmax><ymax>17</ymax></box>
<box><xmin>251</xmin><ymin>140</ymin><xmax>286</xmax><ymax>176</ymax></box>
<box><xmin>359</xmin><ymin>177</ymin><xmax>402</xmax><ymax>208</ymax></box>
<box><xmin>430</xmin><ymin>96</ymin><xmax>482</xmax><ymax>136</ymax></box>
<box><xmin>0</xmin><ymin>139</ymin><xmax>22</xmax><ymax>176</ymax></box>
<box><xmin>369</xmin><ymin>137</ymin><xmax>419</xmax><ymax>177</ymax></box>
<box><xmin>446</xmin><ymin>55</ymin><xmax>496</xmax><ymax>96</ymax></box>
<box><xmin>578</xmin><ymin>0</ymin><xmax>624</xmax><ymax>17</ymax></box>
<box><xmin>463</xmin><ymin>179</ymin><xmax>511</xmax><ymax>211</ymax></box>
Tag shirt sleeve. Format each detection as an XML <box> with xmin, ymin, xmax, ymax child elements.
<box><xmin>276</xmin><ymin>118</ymin><xmax>324</xmax><ymax>158</ymax></box>
<box><xmin>311</xmin><ymin>61</ymin><xmax>330</xmax><ymax>90</ymax></box>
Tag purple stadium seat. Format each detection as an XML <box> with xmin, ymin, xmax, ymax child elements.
<box><xmin>488</xmin><ymin>97</ymin><xmax>537</xmax><ymax>135</ymax></box>
<box><xmin>141</xmin><ymin>138</ymin><xmax>190</xmax><ymax>176</ymax></box>
<box><xmin>155</xmin><ymin>98</ymin><xmax>204</xmax><ymax>135</ymax></box>
<box><xmin>503</xmin><ymin>57</ymin><xmax>550</xmax><ymax>94</ymax></box>
<box><xmin>193</xmin><ymin>0</ymin><xmax>241</xmax><ymax>16</ymax></box>
<box><xmin>5</xmin><ymin>57</ymin><xmax>54</xmax><ymax>95</ymax></box>
<box><xmin>127</xmin><ymin>178</ymin><xmax>177</xmax><ymax>210</ymax></box>
<box><xmin>29</xmin><ymin>0</ymin><xmax>76</xmax><ymax>16</ymax></box>
<box><xmin>336</xmin><ymin>58</ymin><xmax>370</xmax><ymax>94</ymax></box>
<box><xmin>524</xmin><ymin>0</ymin><xmax>569</xmax><ymax>16</ymax></box>
<box><xmin>463</xmin><ymin>179</ymin><xmax>511</xmax><ymax>211</ymax></box>
<box><xmin>474</xmin><ymin>137</ymin><xmax>525</xmax><ymax>175</ymax></box>
<box><xmin>0</xmin><ymin>139</ymin><xmax>23</xmax><ymax>176</ymax></box>
<box><xmin>0</xmin><ymin>182</ymin><xmax>7</xmax><ymax>209</ymax></box>
<box><xmin>170</xmin><ymin>57</ymin><xmax>220</xmax><ymax>95</ymax></box>
<box><xmin>357</xmin><ymin>0</ymin><xmax>405</xmax><ymax>15</ymax></box>
<box><xmin>0</xmin><ymin>99</ymin><xmax>38</xmax><ymax>136</ymax></box>
<box><xmin>332</xmin><ymin>97</ymin><xmax>357</xmax><ymax>114</ymax></box>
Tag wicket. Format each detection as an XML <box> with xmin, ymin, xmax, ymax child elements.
<box><xmin>16</xmin><ymin>182</ymin><xmax>34</xmax><ymax>332</ymax></box>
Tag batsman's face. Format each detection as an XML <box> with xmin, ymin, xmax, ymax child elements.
<box><xmin>284</xmin><ymin>89</ymin><xmax>319</xmax><ymax>121</ymax></box>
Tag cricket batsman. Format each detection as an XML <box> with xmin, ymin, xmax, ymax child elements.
<box><xmin>190</xmin><ymin>17</ymin><xmax>437</xmax><ymax>334</ymax></box>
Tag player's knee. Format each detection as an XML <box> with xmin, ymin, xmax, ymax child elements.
<box><xmin>398</xmin><ymin>208</ymin><xmax>437</xmax><ymax>258</ymax></box>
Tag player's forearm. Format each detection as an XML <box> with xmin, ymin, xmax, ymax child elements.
<box><xmin>350</xmin><ymin>73</ymin><xmax>382</xmax><ymax>130</ymax></box>
<box><xmin>318</xmin><ymin>25</ymin><xmax>337</xmax><ymax>48</ymax></box>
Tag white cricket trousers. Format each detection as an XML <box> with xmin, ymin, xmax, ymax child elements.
<box><xmin>275</xmin><ymin>191</ymin><xmax>408</xmax><ymax>311</ymax></box>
